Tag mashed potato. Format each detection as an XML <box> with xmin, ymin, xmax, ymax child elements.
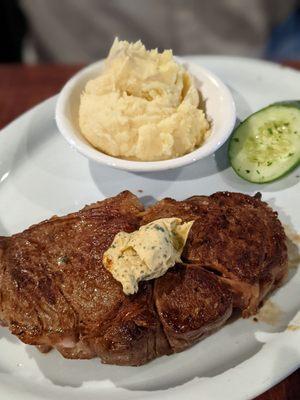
<box><xmin>79</xmin><ymin>38</ymin><xmax>210</xmax><ymax>161</ymax></box>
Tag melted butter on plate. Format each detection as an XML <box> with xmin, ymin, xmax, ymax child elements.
<box><xmin>255</xmin><ymin>300</ymin><xmax>282</xmax><ymax>325</ymax></box>
<box><xmin>284</xmin><ymin>224</ymin><xmax>300</xmax><ymax>269</ymax></box>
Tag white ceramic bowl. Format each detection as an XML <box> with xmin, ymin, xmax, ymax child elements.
<box><xmin>55</xmin><ymin>57</ymin><xmax>236</xmax><ymax>172</ymax></box>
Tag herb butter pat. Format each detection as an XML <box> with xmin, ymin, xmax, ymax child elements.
<box><xmin>103</xmin><ymin>218</ymin><xmax>194</xmax><ymax>294</ymax></box>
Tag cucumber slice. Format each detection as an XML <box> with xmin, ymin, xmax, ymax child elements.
<box><xmin>229</xmin><ymin>101</ymin><xmax>300</xmax><ymax>183</ymax></box>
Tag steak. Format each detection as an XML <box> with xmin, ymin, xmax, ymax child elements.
<box><xmin>154</xmin><ymin>265</ymin><xmax>232</xmax><ymax>352</ymax></box>
<box><xmin>0</xmin><ymin>191</ymin><xmax>287</xmax><ymax>365</ymax></box>
<box><xmin>143</xmin><ymin>191</ymin><xmax>288</xmax><ymax>316</ymax></box>
<box><xmin>0</xmin><ymin>191</ymin><xmax>171</xmax><ymax>365</ymax></box>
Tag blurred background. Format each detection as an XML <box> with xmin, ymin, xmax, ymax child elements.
<box><xmin>1</xmin><ymin>0</ymin><xmax>300</xmax><ymax>63</ymax></box>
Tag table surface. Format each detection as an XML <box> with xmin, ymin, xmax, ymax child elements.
<box><xmin>0</xmin><ymin>61</ymin><xmax>299</xmax><ymax>400</ymax></box>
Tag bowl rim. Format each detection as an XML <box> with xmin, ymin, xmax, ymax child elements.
<box><xmin>55</xmin><ymin>57</ymin><xmax>236</xmax><ymax>172</ymax></box>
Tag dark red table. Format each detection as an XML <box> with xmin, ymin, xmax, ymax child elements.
<box><xmin>0</xmin><ymin>62</ymin><xmax>299</xmax><ymax>400</ymax></box>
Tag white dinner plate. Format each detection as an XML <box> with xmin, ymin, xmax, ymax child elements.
<box><xmin>0</xmin><ymin>56</ymin><xmax>299</xmax><ymax>400</ymax></box>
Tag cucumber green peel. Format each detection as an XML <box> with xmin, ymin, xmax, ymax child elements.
<box><xmin>228</xmin><ymin>101</ymin><xmax>300</xmax><ymax>183</ymax></box>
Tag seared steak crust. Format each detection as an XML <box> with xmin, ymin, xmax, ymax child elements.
<box><xmin>143</xmin><ymin>192</ymin><xmax>288</xmax><ymax>316</ymax></box>
<box><xmin>0</xmin><ymin>191</ymin><xmax>168</xmax><ymax>365</ymax></box>
<box><xmin>154</xmin><ymin>265</ymin><xmax>232</xmax><ymax>352</ymax></box>
<box><xmin>0</xmin><ymin>191</ymin><xmax>287</xmax><ymax>365</ymax></box>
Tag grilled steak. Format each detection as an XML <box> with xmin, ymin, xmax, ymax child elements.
<box><xmin>154</xmin><ymin>265</ymin><xmax>232</xmax><ymax>352</ymax></box>
<box><xmin>0</xmin><ymin>191</ymin><xmax>287</xmax><ymax>365</ymax></box>
<box><xmin>143</xmin><ymin>191</ymin><xmax>288</xmax><ymax>316</ymax></box>
<box><xmin>0</xmin><ymin>191</ymin><xmax>171</xmax><ymax>365</ymax></box>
